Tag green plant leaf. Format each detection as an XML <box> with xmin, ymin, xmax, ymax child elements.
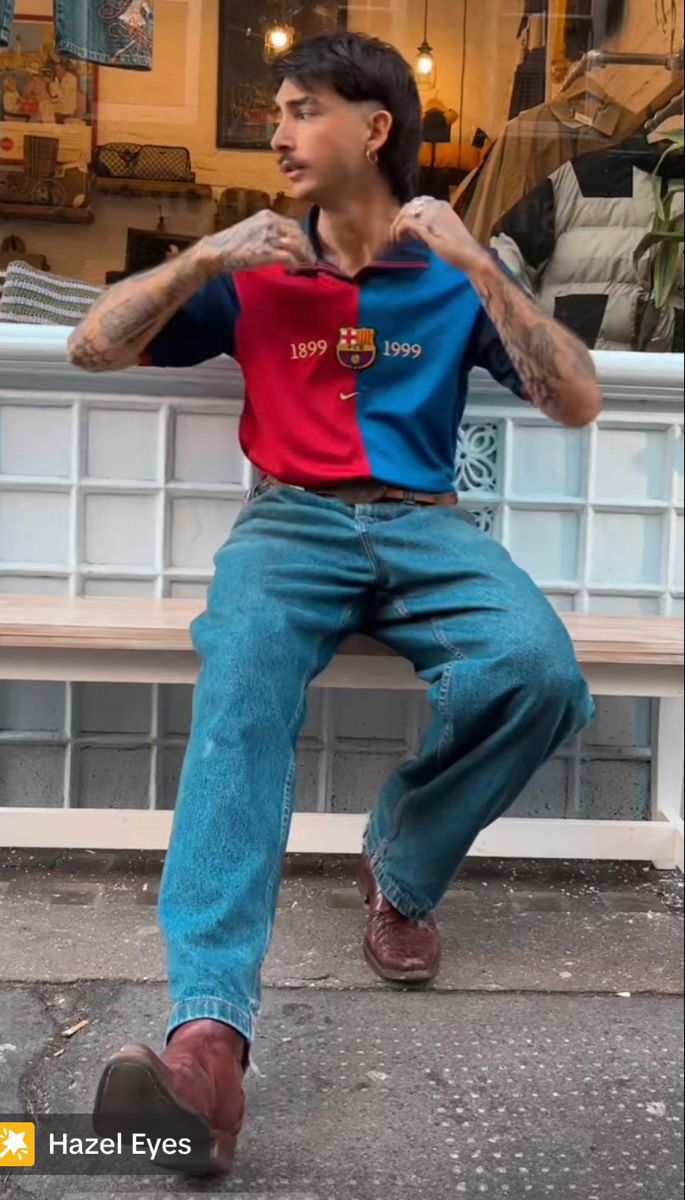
<box><xmin>637</xmin><ymin>298</ymin><xmax>661</xmax><ymax>350</ymax></box>
<box><xmin>653</xmin><ymin>243</ymin><xmax>683</xmax><ymax>308</ymax></box>
<box><xmin>639</xmin><ymin>128</ymin><xmax>684</xmax><ymax>322</ymax></box>
<box><xmin>634</xmin><ymin>231</ymin><xmax>685</xmax><ymax>269</ymax></box>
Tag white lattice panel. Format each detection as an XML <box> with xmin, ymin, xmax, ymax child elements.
<box><xmin>1</xmin><ymin>336</ymin><xmax>683</xmax><ymax>818</ymax></box>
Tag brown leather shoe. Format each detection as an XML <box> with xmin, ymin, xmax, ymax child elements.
<box><xmin>359</xmin><ymin>853</ymin><xmax>441</xmax><ymax>984</ymax></box>
<box><xmin>93</xmin><ymin>1018</ymin><xmax>247</xmax><ymax>1176</ymax></box>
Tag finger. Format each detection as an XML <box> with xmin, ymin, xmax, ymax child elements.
<box><xmin>278</xmin><ymin>234</ymin><xmax>316</xmax><ymax>264</ymax></box>
<box><xmin>271</xmin><ymin>214</ymin><xmax>306</xmax><ymax>237</ymax></box>
<box><xmin>390</xmin><ymin>212</ymin><xmax>414</xmax><ymax>241</ymax></box>
<box><xmin>392</xmin><ymin>214</ymin><xmax>422</xmax><ymax>243</ymax></box>
<box><xmin>268</xmin><ymin>218</ymin><xmax>316</xmax><ymax>255</ymax></box>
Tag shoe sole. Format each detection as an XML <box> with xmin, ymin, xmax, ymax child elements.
<box><xmin>93</xmin><ymin>1050</ymin><xmax>236</xmax><ymax>1177</ymax></box>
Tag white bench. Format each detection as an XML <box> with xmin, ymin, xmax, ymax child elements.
<box><xmin>1</xmin><ymin>596</ymin><xmax>683</xmax><ymax>870</ymax></box>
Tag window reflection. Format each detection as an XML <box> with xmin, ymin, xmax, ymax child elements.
<box><xmin>0</xmin><ymin>0</ymin><xmax>682</xmax><ymax>351</ymax></box>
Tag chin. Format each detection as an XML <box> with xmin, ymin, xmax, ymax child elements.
<box><xmin>289</xmin><ymin>178</ymin><xmax>322</xmax><ymax>204</ymax></box>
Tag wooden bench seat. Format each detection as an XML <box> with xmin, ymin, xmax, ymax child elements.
<box><xmin>0</xmin><ymin>596</ymin><xmax>683</xmax><ymax>695</ymax></box>
<box><xmin>0</xmin><ymin>595</ymin><xmax>682</xmax><ymax>868</ymax></box>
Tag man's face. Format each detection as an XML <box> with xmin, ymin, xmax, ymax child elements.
<box><xmin>272</xmin><ymin>78</ymin><xmax>383</xmax><ymax>204</ymax></box>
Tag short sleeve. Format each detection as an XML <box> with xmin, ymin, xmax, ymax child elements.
<box><xmin>143</xmin><ymin>275</ymin><xmax>240</xmax><ymax>368</ymax></box>
<box><xmin>463</xmin><ymin>255</ymin><xmax>526</xmax><ymax>399</ymax></box>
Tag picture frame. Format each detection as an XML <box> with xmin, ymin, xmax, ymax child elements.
<box><xmin>217</xmin><ymin>1</ymin><xmax>347</xmax><ymax>150</ymax></box>
<box><xmin>0</xmin><ymin>14</ymin><xmax>97</xmax><ymax>166</ymax></box>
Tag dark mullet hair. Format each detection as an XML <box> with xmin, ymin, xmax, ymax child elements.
<box><xmin>274</xmin><ymin>31</ymin><xmax>421</xmax><ymax>204</ymax></box>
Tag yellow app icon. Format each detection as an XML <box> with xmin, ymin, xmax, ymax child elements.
<box><xmin>0</xmin><ymin>1122</ymin><xmax>36</xmax><ymax>1167</ymax></box>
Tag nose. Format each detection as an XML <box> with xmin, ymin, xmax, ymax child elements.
<box><xmin>271</xmin><ymin>117</ymin><xmax>292</xmax><ymax>154</ymax></box>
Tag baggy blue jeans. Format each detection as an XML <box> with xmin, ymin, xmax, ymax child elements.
<box><xmin>1</xmin><ymin>0</ymin><xmax>154</xmax><ymax>69</ymax></box>
<box><xmin>158</xmin><ymin>485</ymin><xmax>594</xmax><ymax>1046</ymax></box>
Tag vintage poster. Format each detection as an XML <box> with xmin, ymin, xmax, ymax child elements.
<box><xmin>0</xmin><ymin>15</ymin><xmax>96</xmax><ymax>165</ymax></box>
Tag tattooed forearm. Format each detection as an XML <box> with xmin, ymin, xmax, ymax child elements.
<box><xmin>68</xmin><ymin>209</ymin><xmax>315</xmax><ymax>374</ymax></box>
<box><xmin>472</xmin><ymin>254</ymin><xmax>601</xmax><ymax>427</ymax></box>
<box><xmin>67</xmin><ymin>246</ymin><xmax>209</xmax><ymax>373</ymax></box>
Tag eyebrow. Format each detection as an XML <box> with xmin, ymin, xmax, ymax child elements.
<box><xmin>278</xmin><ymin>94</ymin><xmax>323</xmax><ymax>114</ymax></box>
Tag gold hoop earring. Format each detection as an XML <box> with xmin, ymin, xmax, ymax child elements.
<box><xmin>366</xmin><ymin>148</ymin><xmax>379</xmax><ymax>166</ymax></box>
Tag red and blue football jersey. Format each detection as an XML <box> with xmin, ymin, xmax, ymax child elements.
<box><xmin>145</xmin><ymin>210</ymin><xmax>524</xmax><ymax>492</ymax></box>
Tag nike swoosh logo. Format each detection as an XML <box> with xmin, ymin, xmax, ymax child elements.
<box><xmin>340</xmin><ymin>391</ymin><xmax>358</xmax><ymax>401</ymax></box>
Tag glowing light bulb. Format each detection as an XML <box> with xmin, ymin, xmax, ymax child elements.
<box><xmin>416</xmin><ymin>51</ymin><xmax>435</xmax><ymax>77</ymax></box>
<box><xmin>415</xmin><ymin>38</ymin><xmax>436</xmax><ymax>83</ymax></box>
<box><xmin>264</xmin><ymin>23</ymin><xmax>294</xmax><ymax>59</ymax></box>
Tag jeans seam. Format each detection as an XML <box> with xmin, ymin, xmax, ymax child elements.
<box><xmin>369</xmin><ymin>785</ymin><xmax>417</xmax><ymax>867</ymax></box>
<box><xmin>356</xmin><ymin>520</ymin><xmax>385</xmax><ymax>584</ymax></box>
<box><xmin>372</xmin><ymin>858</ymin><xmax>434</xmax><ymax>920</ymax></box>
<box><xmin>368</xmin><ymin>626</ymin><xmax>462</xmax><ymax>863</ymax></box>
<box><xmin>55</xmin><ymin>39</ymin><xmax>151</xmax><ymax>66</ymax></box>
<box><xmin>431</xmin><ymin>618</ymin><xmax>467</xmax><ymax>667</ymax></box>
<box><xmin>390</xmin><ymin>597</ymin><xmax>410</xmax><ymax>619</ymax></box>
<box><xmin>259</xmin><ymin>602</ymin><xmax>356</xmax><ymax>977</ymax></box>
<box><xmin>169</xmin><ymin>993</ymin><xmax>258</xmax><ymax>1011</ymax></box>
<box><xmin>167</xmin><ymin>998</ymin><xmax>255</xmax><ymax>1047</ymax></box>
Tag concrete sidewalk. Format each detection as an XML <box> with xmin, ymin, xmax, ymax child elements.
<box><xmin>1</xmin><ymin>853</ymin><xmax>683</xmax><ymax>1199</ymax></box>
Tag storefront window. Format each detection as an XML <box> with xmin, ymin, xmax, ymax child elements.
<box><xmin>0</xmin><ymin>0</ymin><xmax>683</xmax><ymax>352</ymax></box>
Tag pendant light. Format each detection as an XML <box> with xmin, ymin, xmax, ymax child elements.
<box><xmin>264</xmin><ymin>4</ymin><xmax>294</xmax><ymax>61</ymax></box>
<box><xmin>416</xmin><ymin>0</ymin><xmax>436</xmax><ymax>85</ymax></box>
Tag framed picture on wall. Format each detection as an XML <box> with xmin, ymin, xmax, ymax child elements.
<box><xmin>217</xmin><ymin>1</ymin><xmax>347</xmax><ymax>150</ymax></box>
<box><xmin>0</xmin><ymin>15</ymin><xmax>97</xmax><ymax>165</ymax></box>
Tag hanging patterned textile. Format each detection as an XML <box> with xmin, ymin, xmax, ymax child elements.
<box><xmin>1</xmin><ymin>1</ymin><xmax>154</xmax><ymax>70</ymax></box>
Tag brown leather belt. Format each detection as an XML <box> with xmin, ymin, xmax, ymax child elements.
<box><xmin>265</xmin><ymin>477</ymin><xmax>458</xmax><ymax>507</ymax></box>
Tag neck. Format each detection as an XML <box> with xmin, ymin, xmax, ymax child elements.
<box><xmin>317</xmin><ymin>183</ymin><xmax>399</xmax><ymax>275</ymax></box>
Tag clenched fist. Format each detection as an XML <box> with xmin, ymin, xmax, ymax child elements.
<box><xmin>197</xmin><ymin>209</ymin><xmax>317</xmax><ymax>278</ymax></box>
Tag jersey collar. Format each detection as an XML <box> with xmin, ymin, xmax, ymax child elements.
<box><xmin>299</xmin><ymin>206</ymin><xmax>431</xmax><ymax>277</ymax></box>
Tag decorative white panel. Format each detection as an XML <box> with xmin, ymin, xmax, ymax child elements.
<box><xmin>0</xmin><ymin>575</ymin><xmax>70</xmax><ymax>595</ymax></box>
<box><xmin>0</xmin><ymin>405</ymin><xmax>72</xmax><ymax>478</ymax></box>
<box><xmin>0</xmin><ymin>336</ymin><xmax>682</xmax><ymax>820</ymax></box>
<box><xmin>83</xmin><ymin>577</ymin><xmax>157</xmax><ymax>597</ymax></box>
<box><xmin>456</xmin><ymin>423</ymin><xmax>498</xmax><ymax>492</ymax></box>
<box><xmin>591</xmin><ymin>512</ymin><xmax>665</xmax><ymax>589</ymax></box>
<box><xmin>169</xmin><ymin>497</ymin><xmax>242</xmax><ymax>569</ymax></box>
<box><xmin>675</xmin><ymin>431</ymin><xmax>684</xmax><ymax>504</ymax></box>
<box><xmin>86</xmin><ymin>409</ymin><xmax>160</xmax><ymax>482</ymax></box>
<box><xmin>510</xmin><ymin>425</ymin><xmax>584</xmax><ymax>497</ymax></box>
<box><xmin>674</xmin><ymin>514</ymin><xmax>684</xmax><ymax>594</ymax></box>
<box><xmin>84</xmin><ymin>493</ymin><xmax>158</xmax><ymax>568</ymax></box>
<box><xmin>174</xmin><ymin>413</ymin><xmax>245</xmax><ymax>484</ymax></box>
<box><xmin>0</xmin><ymin>491</ymin><xmax>70</xmax><ymax>565</ymax></box>
<box><xmin>587</xmin><ymin>593</ymin><xmax>662</xmax><ymax>615</ymax></box>
<box><xmin>509</xmin><ymin>510</ymin><xmax>581</xmax><ymax>583</ymax></box>
<box><xmin>595</xmin><ymin>427</ymin><xmax>671</xmax><ymax>503</ymax></box>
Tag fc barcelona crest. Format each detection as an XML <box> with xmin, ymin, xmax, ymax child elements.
<box><xmin>337</xmin><ymin>327</ymin><xmax>377</xmax><ymax>371</ymax></box>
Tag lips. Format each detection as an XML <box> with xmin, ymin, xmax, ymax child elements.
<box><xmin>280</xmin><ymin>160</ymin><xmax>307</xmax><ymax>179</ymax></box>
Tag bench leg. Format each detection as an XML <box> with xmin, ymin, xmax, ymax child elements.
<box><xmin>651</xmin><ymin>698</ymin><xmax>684</xmax><ymax>872</ymax></box>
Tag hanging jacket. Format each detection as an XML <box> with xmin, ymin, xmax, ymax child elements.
<box><xmin>454</xmin><ymin>78</ymin><xmax>649</xmax><ymax>242</ymax></box>
<box><xmin>490</xmin><ymin>134</ymin><xmax>684</xmax><ymax>352</ymax></box>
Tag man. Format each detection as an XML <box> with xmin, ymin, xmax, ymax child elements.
<box><xmin>68</xmin><ymin>32</ymin><xmax>600</xmax><ymax>1177</ymax></box>
<box><xmin>48</xmin><ymin>61</ymin><xmax>79</xmax><ymax>121</ymax></box>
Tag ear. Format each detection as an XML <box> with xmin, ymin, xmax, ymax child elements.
<box><xmin>366</xmin><ymin>107</ymin><xmax>393</xmax><ymax>155</ymax></box>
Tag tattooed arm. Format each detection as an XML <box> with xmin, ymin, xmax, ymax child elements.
<box><xmin>68</xmin><ymin>210</ymin><xmax>316</xmax><ymax>373</ymax></box>
<box><xmin>464</xmin><ymin>252</ymin><xmax>601</xmax><ymax>426</ymax></box>
<box><xmin>391</xmin><ymin>198</ymin><xmax>602</xmax><ymax>428</ymax></box>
